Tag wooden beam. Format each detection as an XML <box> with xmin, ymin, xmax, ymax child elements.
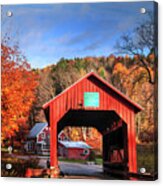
<box><xmin>50</xmin><ymin>104</ymin><xmax>60</xmax><ymax>178</ymax></box>
<box><xmin>102</xmin><ymin>120</ymin><xmax>123</xmax><ymax>136</ymax></box>
<box><xmin>127</xmin><ymin>111</ymin><xmax>137</xmax><ymax>173</ymax></box>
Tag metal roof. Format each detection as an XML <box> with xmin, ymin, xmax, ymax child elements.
<box><xmin>27</xmin><ymin>123</ymin><xmax>48</xmax><ymax>138</ymax></box>
<box><xmin>59</xmin><ymin>141</ymin><xmax>91</xmax><ymax>149</ymax></box>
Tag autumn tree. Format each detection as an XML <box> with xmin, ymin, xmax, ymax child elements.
<box><xmin>30</xmin><ymin>54</ymin><xmax>156</xmax><ymax>144</ymax></box>
<box><xmin>1</xmin><ymin>44</ymin><xmax>39</xmax><ymax>145</ymax></box>
<box><xmin>115</xmin><ymin>12</ymin><xmax>157</xmax><ymax>84</ymax></box>
<box><xmin>29</xmin><ymin>66</ymin><xmax>56</xmax><ymax>124</ymax></box>
<box><xmin>112</xmin><ymin>62</ymin><xmax>129</xmax><ymax>94</ymax></box>
<box><xmin>112</xmin><ymin>60</ymin><xmax>155</xmax><ymax>143</ymax></box>
<box><xmin>115</xmin><ymin>12</ymin><xmax>157</xmax><ymax>144</ymax></box>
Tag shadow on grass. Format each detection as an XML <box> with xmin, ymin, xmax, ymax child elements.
<box><xmin>137</xmin><ymin>143</ymin><xmax>157</xmax><ymax>174</ymax></box>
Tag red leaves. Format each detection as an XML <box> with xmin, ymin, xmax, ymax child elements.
<box><xmin>1</xmin><ymin>44</ymin><xmax>39</xmax><ymax>142</ymax></box>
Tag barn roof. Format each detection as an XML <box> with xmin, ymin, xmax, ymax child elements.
<box><xmin>27</xmin><ymin>123</ymin><xmax>48</xmax><ymax>138</ymax></box>
<box><xmin>59</xmin><ymin>141</ymin><xmax>91</xmax><ymax>149</ymax></box>
<box><xmin>43</xmin><ymin>72</ymin><xmax>143</xmax><ymax>112</ymax></box>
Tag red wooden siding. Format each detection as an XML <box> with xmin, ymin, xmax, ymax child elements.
<box><xmin>44</xmin><ymin>73</ymin><xmax>142</xmax><ymax>123</ymax></box>
<box><xmin>43</xmin><ymin>72</ymin><xmax>142</xmax><ymax>175</ymax></box>
<box><xmin>37</xmin><ymin>127</ymin><xmax>49</xmax><ymax>142</ymax></box>
<box><xmin>58</xmin><ymin>143</ymin><xmax>90</xmax><ymax>160</ymax></box>
<box><xmin>67</xmin><ymin>148</ymin><xmax>90</xmax><ymax>160</ymax></box>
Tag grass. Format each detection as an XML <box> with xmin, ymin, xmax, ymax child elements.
<box><xmin>58</xmin><ymin>157</ymin><xmax>87</xmax><ymax>164</ymax></box>
<box><xmin>1</xmin><ymin>147</ymin><xmax>9</xmax><ymax>153</ymax></box>
<box><xmin>95</xmin><ymin>158</ymin><xmax>103</xmax><ymax>165</ymax></box>
<box><xmin>58</xmin><ymin>144</ymin><xmax>157</xmax><ymax>173</ymax></box>
<box><xmin>1</xmin><ymin>147</ymin><xmax>24</xmax><ymax>155</ymax></box>
<box><xmin>58</xmin><ymin>157</ymin><xmax>103</xmax><ymax>165</ymax></box>
<box><xmin>137</xmin><ymin>144</ymin><xmax>157</xmax><ymax>174</ymax></box>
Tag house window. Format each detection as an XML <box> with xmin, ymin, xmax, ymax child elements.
<box><xmin>83</xmin><ymin>149</ymin><xmax>89</xmax><ymax>155</ymax></box>
<box><xmin>37</xmin><ymin>144</ymin><xmax>42</xmax><ymax>151</ymax></box>
<box><xmin>42</xmin><ymin>144</ymin><xmax>49</xmax><ymax>150</ymax></box>
<box><xmin>28</xmin><ymin>142</ymin><xmax>33</xmax><ymax>150</ymax></box>
<box><xmin>40</xmin><ymin>132</ymin><xmax>45</xmax><ymax>139</ymax></box>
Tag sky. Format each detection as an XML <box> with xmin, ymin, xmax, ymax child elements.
<box><xmin>2</xmin><ymin>1</ymin><xmax>155</xmax><ymax>69</ymax></box>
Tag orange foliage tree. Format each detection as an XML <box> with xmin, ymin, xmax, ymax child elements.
<box><xmin>112</xmin><ymin>61</ymin><xmax>155</xmax><ymax>143</ymax></box>
<box><xmin>1</xmin><ymin>44</ymin><xmax>39</xmax><ymax>145</ymax></box>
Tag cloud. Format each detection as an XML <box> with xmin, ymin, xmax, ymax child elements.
<box><xmin>117</xmin><ymin>17</ymin><xmax>136</xmax><ymax>32</ymax></box>
<box><xmin>2</xmin><ymin>2</ymin><xmax>154</xmax><ymax>69</ymax></box>
<box><xmin>53</xmin><ymin>33</ymin><xmax>72</xmax><ymax>45</ymax></box>
<box><xmin>65</xmin><ymin>31</ymin><xmax>91</xmax><ymax>45</ymax></box>
<box><xmin>82</xmin><ymin>40</ymin><xmax>102</xmax><ymax>51</ymax></box>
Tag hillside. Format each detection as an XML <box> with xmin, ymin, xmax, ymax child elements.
<box><xmin>31</xmin><ymin>54</ymin><xmax>155</xmax><ymax>146</ymax></box>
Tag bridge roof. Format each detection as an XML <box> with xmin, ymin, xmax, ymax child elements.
<box><xmin>43</xmin><ymin>72</ymin><xmax>143</xmax><ymax>112</ymax></box>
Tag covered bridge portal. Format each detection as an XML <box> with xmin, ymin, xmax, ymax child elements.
<box><xmin>43</xmin><ymin>72</ymin><xmax>143</xmax><ymax>178</ymax></box>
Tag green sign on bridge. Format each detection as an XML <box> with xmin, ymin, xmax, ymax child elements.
<box><xmin>84</xmin><ymin>92</ymin><xmax>99</xmax><ymax>107</ymax></box>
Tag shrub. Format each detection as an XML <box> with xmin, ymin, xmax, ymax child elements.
<box><xmin>1</xmin><ymin>157</ymin><xmax>39</xmax><ymax>177</ymax></box>
<box><xmin>88</xmin><ymin>150</ymin><xmax>96</xmax><ymax>162</ymax></box>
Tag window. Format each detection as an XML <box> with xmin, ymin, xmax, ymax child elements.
<box><xmin>42</xmin><ymin>144</ymin><xmax>49</xmax><ymax>150</ymax></box>
<box><xmin>28</xmin><ymin>142</ymin><xmax>33</xmax><ymax>150</ymax></box>
<box><xmin>40</xmin><ymin>132</ymin><xmax>45</xmax><ymax>139</ymax></box>
<box><xmin>83</xmin><ymin>149</ymin><xmax>89</xmax><ymax>155</ymax></box>
<box><xmin>37</xmin><ymin>144</ymin><xmax>42</xmax><ymax>151</ymax></box>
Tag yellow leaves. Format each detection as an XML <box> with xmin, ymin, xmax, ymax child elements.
<box><xmin>112</xmin><ymin>63</ymin><xmax>130</xmax><ymax>94</ymax></box>
<box><xmin>113</xmin><ymin>63</ymin><xmax>128</xmax><ymax>75</ymax></box>
<box><xmin>112</xmin><ymin>62</ymin><xmax>154</xmax><ymax>103</ymax></box>
<box><xmin>108</xmin><ymin>54</ymin><xmax>115</xmax><ymax>63</ymax></box>
<box><xmin>149</xmin><ymin>67</ymin><xmax>155</xmax><ymax>82</ymax></box>
<box><xmin>13</xmin><ymin>115</ymin><xmax>17</xmax><ymax>121</ymax></box>
<box><xmin>64</xmin><ymin>127</ymin><xmax>102</xmax><ymax>152</ymax></box>
<box><xmin>86</xmin><ymin>128</ymin><xmax>102</xmax><ymax>152</ymax></box>
<box><xmin>149</xmin><ymin>53</ymin><xmax>155</xmax><ymax>62</ymax></box>
<box><xmin>79</xmin><ymin>68</ymin><xmax>86</xmax><ymax>77</ymax></box>
<box><xmin>112</xmin><ymin>60</ymin><xmax>155</xmax><ymax>143</ymax></box>
<box><xmin>98</xmin><ymin>66</ymin><xmax>107</xmax><ymax>79</ymax></box>
<box><xmin>69</xmin><ymin>127</ymin><xmax>81</xmax><ymax>141</ymax></box>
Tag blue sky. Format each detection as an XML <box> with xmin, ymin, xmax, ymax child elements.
<box><xmin>2</xmin><ymin>2</ymin><xmax>154</xmax><ymax>68</ymax></box>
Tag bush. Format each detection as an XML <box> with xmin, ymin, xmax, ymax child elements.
<box><xmin>88</xmin><ymin>150</ymin><xmax>96</xmax><ymax>162</ymax></box>
<box><xmin>57</xmin><ymin>58</ymin><xmax>68</xmax><ymax>70</ymax></box>
<box><xmin>137</xmin><ymin>144</ymin><xmax>156</xmax><ymax>174</ymax></box>
<box><xmin>1</xmin><ymin>157</ymin><xmax>39</xmax><ymax>177</ymax></box>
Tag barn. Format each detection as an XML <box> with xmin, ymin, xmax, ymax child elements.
<box><xmin>43</xmin><ymin>72</ymin><xmax>143</xmax><ymax>177</ymax></box>
<box><xmin>58</xmin><ymin>141</ymin><xmax>91</xmax><ymax>160</ymax></box>
<box><xmin>58</xmin><ymin>130</ymin><xmax>70</xmax><ymax>141</ymax></box>
<box><xmin>25</xmin><ymin>124</ymin><xmax>91</xmax><ymax>159</ymax></box>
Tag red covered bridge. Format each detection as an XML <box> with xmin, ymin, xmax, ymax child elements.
<box><xmin>43</xmin><ymin>72</ymin><xmax>143</xmax><ymax>177</ymax></box>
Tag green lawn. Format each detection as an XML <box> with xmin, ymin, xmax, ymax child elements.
<box><xmin>137</xmin><ymin>144</ymin><xmax>157</xmax><ymax>174</ymax></box>
<box><xmin>95</xmin><ymin>158</ymin><xmax>103</xmax><ymax>165</ymax></box>
<box><xmin>58</xmin><ymin>157</ymin><xmax>103</xmax><ymax>165</ymax></box>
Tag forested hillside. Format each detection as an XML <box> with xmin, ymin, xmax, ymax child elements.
<box><xmin>31</xmin><ymin>53</ymin><xmax>156</xmax><ymax>149</ymax></box>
